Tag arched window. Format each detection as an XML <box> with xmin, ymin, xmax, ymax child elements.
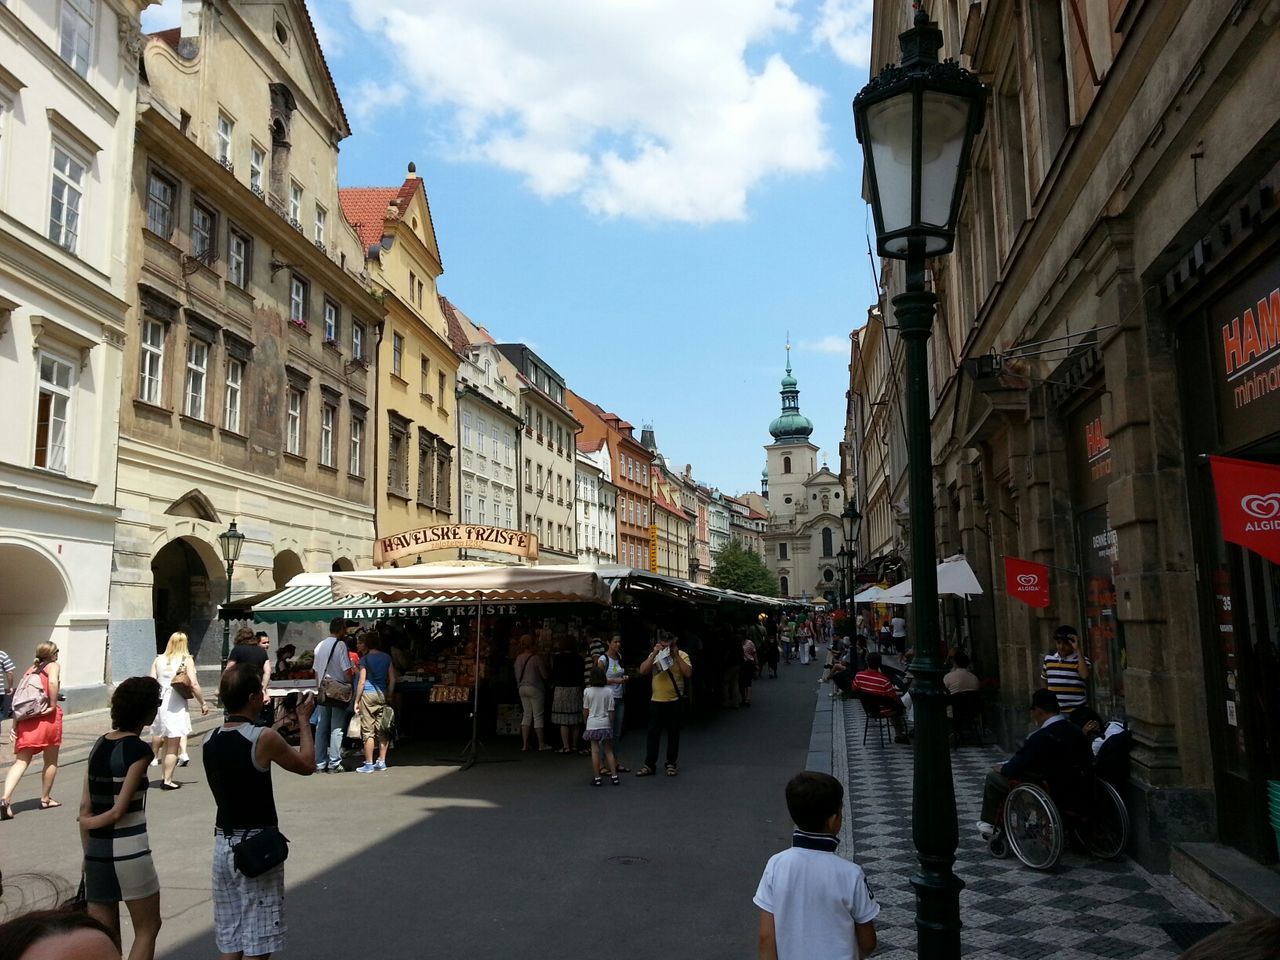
<box><xmin>783</xmin><ymin>456</ymin><xmax>792</xmax><ymax>473</ymax></box>
<box><xmin>821</xmin><ymin>527</ymin><xmax>833</xmax><ymax>557</ymax></box>
<box><xmin>779</xmin><ymin>575</ymin><xmax>789</xmax><ymax>596</ymax></box>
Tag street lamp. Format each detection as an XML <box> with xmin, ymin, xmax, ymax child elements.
<box><xmin>853</xmin><ymin>9</ymin><xmax>985</xmax><ymax>960</ymax></box>
<box><xmin>217</xmin><ymin>520</ymin><xmax>245</xmax><ymax>670</ymax></box>
<box><xmin>840</xmin><ymin>501</ymin><xmax>862</xmax><ymax>611</ymax></box>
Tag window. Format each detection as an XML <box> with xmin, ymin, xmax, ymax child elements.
<box><xmin>224</xmin><ymin>358</ymin><xmax>243</xmax><ymax>433</ymax></box>
<box><xmin>216</xmin><ymin>114</ymin><xmax>234</xmax><ymax>165</ymax></box>
<box><xmin>249</xmin><ymin>144</ymin><xmax>265</xmax><ymax>195</ymax></box>
<box><xmin>524</xmin><ymin>458</ymin><xmax>532</xmax><ymax>487</ymax></box>
<box><xmin>420</xmin><ymin>355</ymin><xmax>430</xmax><ymax>395</ymax></box>
<box><xmin>146</xmin><ymin>171</ymin><xmax>176</xmax><ymax>237</ymax></box>
<box><xmin>392</xmin><ymin>333</ymin><xmax>404</xmax><ymax>377</ymax></box>
<box><xmin>323</xmin><ymin>299</ymin><xmax>338</xmax><ymax>342</ymax></box>
<box><xmin>435</xmin><ymin>442</ymin><xmax>452</xmax><ymax>510</ymax></box>
<box><xmin>506</xmin><ymin>505</ymin><xmax>513</xmax><ymax>526</ymax></box>
<box><xmin>352</xmin><ymin>320</ymin><xmax>365</xmax><ymax>360</ymax></box>
<box><xmin>779</xmin><ymin>576</ymin><xmax>789</xmax><ymax>596</ymax></box>
<box><xmin>285</xmin><ymin>387</ymin><xmax>303</xmax><ymax>454</ymax></box>
<box><xmin>478</xmin><ymin>497</ymin><xmax>486</xmax><ymax>525</ymax></box>
<box><xmin>49</xmin><ymin>146</ymin><xmax>85</xmax><ymax>253</ymax></box>
<box><xmin>228</xmin><ymin>228</ymin><xmax>249</xmax><ymax>287</ymax></box>
<box><xmin>320</xmin><ymin>403</ymin><xmax>335</xmax><ymax>467</ymax></box>
<box><xmin>34</xmin><ymin>354</ymin><xmax>72</xmax><ymax>471</ymax></box>
<box><xmin>778</xmin><ymin>542</ymin><xmax>789</xmax><ymax>560</ymax></box>
<box><xmin>462</xmin><ymin>411</ymin><xmax>473</xmax><ymax>449</ymax></box>
<box><xmin>417</xmin><ymin>431</ymin><xmax>434</xmax><ymax>504</ymax></box>
<box><xmin>139</xmin><ymin>319</ymin><xmax>165</xmax><ymax>404</ymax></box>
<box><xmin>191</xmin><ymin>201</ymin><xmax>215</xmax><ymax>260</ymax></box>
<box><xmin>463</xmin><ymin>493</ymin><xmax>473</xmax><ymax>523</ymax></box>
<box><xmin>438</xmin><ymin>371</ymin><xmax>446</xmax><ymax>401</ymax></box>
<box><xmin>289</xmin><ymin>180</ymin><xmax>302</xmax><ymax>223</ymax></box>
<box><xmin>314</xmin><ymin>205</ymin><xmax>326</xmax><ymax>246</ymax></box>
<box><xmin>289</xmin><ymin>275</ymin><xmax>307</xmax><ymax>325</ymax></box>
<box><xmin>183</xmin><ymin>338</ymin><xmax>208</xmax><ymax>419</ymax></box>
<box><xmin>388</xmin><ymin>427</ymin><xmax>405</xmax><ymax>492</ymax></box>
<box><xmin>821</xmin><ymin>528</ymin><xmax>834</xmax><ymax>557</ymax></box>
<box><xmin>349</xmin><ymin>415</ymin><xmax>364</xmax><ymax>475</ymax></box>
<box><xmin>58</xmin><ymin>0</ymin><xmax>94</xmax><ymax>77</ymax></box>
<box><xmin>783</xmin><ymin>455</ymin><xmax>792</xmax><ymax>474</ymax></box>
<box><xmin>525</xmin><ymin>513</ymin><xmax>532</xmax><ymax>532</ymax></box>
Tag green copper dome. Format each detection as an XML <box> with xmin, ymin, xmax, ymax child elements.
<box><xmin>769</xmin><ymin>356</ymin><xmax>814</xmax><ymax>441</ymax></box>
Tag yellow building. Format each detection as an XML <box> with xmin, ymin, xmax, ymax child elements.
<box><xmin>340</xmin><ymin>166</ymin><xmax>459</xmax><ymax>560</ymax></box>
<box><xmin>650</xmin><ymin>466</ymin><xmax>691</xmax><ymax>579</ymax></box>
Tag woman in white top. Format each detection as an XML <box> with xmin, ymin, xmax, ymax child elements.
<box><xmin>596</xmin><ymin>634</ymin><xmax>629</xmax><ymax>771</ymax></box>
<box><xmin>148</xmin><ymin>632</ymin><xmax>208</xmax><ymax>790</ymax></box>
<box><xmin>581</xmin><ymin>667</ymin><xmax>619</xmax><ymax>786</ymax></box>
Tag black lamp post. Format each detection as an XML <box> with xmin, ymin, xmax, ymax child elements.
<box><xmin>217</xmin><ymin>520</ymin><xmax>245</xmax><ymax>670</ymax></box>
<box><xmin>853</xmin><ymin>9</ymin><xmax>985</xmax><ymax>960</ymax></box>
<box><xmin>840</xmin><ymin>501</ymin><xmax>862</xmax><ymax>611</ymax></box>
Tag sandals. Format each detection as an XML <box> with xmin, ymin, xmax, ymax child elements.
<box><xmin>40</xmin><ymin>798</ymin><xmax>62</xmax><ymax>809</ymax></box>
<box><xmin>665</xmin><ymin>764</ymin><xmax>678</xmax><ymax>777</ymax></box>
<box><xmin>615</xmin><ymin>764</ymin><xmax>631</xmax><ymax>773</ymax></box>
<box><xmin>610</xmin><ymin>773</ymin><xmax>620</xmax><ymax>785</ymax></box>
<box><xmin>592</xmin><ymin>776</ymin><xmax>603</xmax><ymax>787</ymax></box>
<box><xmin>635</xmin><ymin>765</ymin><xmax>656</xmax><ymax>777</ymax></box>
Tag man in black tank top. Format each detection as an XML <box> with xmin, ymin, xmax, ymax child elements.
<box><xmin>203</xmin><ymin>662</ymin><xmax>315</xmax><ymax>959</ymax></box>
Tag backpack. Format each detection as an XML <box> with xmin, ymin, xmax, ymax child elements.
<box><xmin>11</xmin><ymin>667</ymin><xmax>50</xmax><ymax>722</ymax></box>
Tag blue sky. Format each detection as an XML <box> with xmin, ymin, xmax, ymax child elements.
<box><xmin>144</xmin><ymin>1</ymin><xmax>878</xmax><ymax>496</ymax></box>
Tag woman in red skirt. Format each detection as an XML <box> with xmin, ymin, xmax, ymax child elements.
<box><xmin>1</xmin><ymin>641</ymin><xmax>64</xmax><ymax>819</ymax></box>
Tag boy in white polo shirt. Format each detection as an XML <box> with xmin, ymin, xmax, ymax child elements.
<box><xmin>754</xmin><ymin>771</ymin><xmax>879</xmax><ymax>960</ymax></box>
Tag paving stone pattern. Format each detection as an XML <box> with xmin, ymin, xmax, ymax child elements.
<box><xmin>835</xmin><ymin>699</ymin><xmax>1223</xmax><ymax>960</ymax></box>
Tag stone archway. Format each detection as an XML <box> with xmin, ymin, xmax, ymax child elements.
<box><xmin>151</xmin><ymin>536</ymin><xmax>220</xmax><ymax>657</ymax></box>
<box><xmin>273</xmin><ymin>550</ymin><xmax>305</xmax><ymax>588</ymax></box>
<box><xmin>332</xmin><ymin>557</ymin><xmax>354</xmax><ymax>572</ymax></box>
<box><xmin>0</xmin><ymin>543</ymin><xmax>70</xmax><ymax>674</ymax></box>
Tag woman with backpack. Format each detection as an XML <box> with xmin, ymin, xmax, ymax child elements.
<box><xmin>149</xmin><ymin>632</ymin><xmax>209</xmax><ymax>791</ymax></box>
<box><xmin>1</xmin><ymin>642</ymin><xmax>63</xmax><ymax>819</ymax></box>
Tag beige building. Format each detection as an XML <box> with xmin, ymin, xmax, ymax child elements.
<box><xmin>110</xmin><ymin>1</ymin><xmax>381</xmax><ymax>678</ymax></box>
<box><xmin>0</xmin><ymin>0</ymin><xmax>150</xmax><ymax>705</ymax></box>
<box><xmin>650</xmin><ymin>465</ymin><xmax>690</xmax><ymax>579</ymax></box>
<box><xmin>859</xmin><ymin>0</ymin><xmax>1280</xmax><ymax>875</ymax></box>
<box><xmin>340</xmin><ymin>167</ymin><xmax>458</xmax><ymax>558</ymax></box>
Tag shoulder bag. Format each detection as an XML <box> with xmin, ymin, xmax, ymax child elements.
<box><xmin>171</xmin><ymin>658</ymin><xmax>195</xmax><ymax>700</ymax></box>
<box><xmin>232</xmin><ymin>827</ymin><xmax>290</xmax><ymax>878</ymax></box>
<box><xmin>317</xmin><ymin>640</ymin><xmax>352</xmax><ymax>705</ymax></box>
<box><xmin>10</xmin><ymin>667</ymin><xmax>50</xmax><ymax>722</ymax></box>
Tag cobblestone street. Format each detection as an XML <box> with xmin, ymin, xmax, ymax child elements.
<box><xmin>830</xmin><ymin>695</ymin><xmax>1227</xmax><ymax>959</ymax></box>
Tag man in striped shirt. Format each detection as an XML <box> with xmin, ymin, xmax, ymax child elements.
<box><xmin>853</xmin><ymin>653</ymin><xmax>910</xmax><ymax>743</ymax></box>
<box><xmin>1041</xmin><ymin>625</ymin><xmax>1091</xmax><ymax>710</ymax></box>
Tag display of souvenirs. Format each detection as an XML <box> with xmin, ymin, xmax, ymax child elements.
<box><xmin>429</xmin><ymin>685</ymin><xmax>470</xmax><ymax>703</ymax></box>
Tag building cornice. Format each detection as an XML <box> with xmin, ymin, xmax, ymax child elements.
<box><xmin>0</xmin><ymin>223</ymin><xmax>128</xmax><ymax>324</ymax></box>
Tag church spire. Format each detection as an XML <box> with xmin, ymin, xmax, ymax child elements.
<box><xmin>769</xmin><ymin>341</ymin><xmax>813</xmax><ymax>442</ymax></box>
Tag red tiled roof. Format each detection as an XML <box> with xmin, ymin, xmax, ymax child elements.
<box><xmin>577</xmin><ymin>438</ymin><xmax>605</xmax><ymax>454</ymax></box>
<box><xmin>437</xmin><ymin>296</ymin><xmax>472</xmax><ymax>358</ymax></box>
<box><xmin>339</xmin><ymin>187</ymin><xmax>399</xmax><ymax>251</ymax></box>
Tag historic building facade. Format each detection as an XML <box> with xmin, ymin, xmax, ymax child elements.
<box><xmin>861</xmin><ymin>0</ymin><xmax>1280</xmax><ymax>872</ymax></box>
<box><xmin>499</xmin><ymin>343</ymin><xmax>578</xmax><ymax>563</ymax></box>
<box><xmin>577</xmin><ymin>438</ymin><xmax>617</xmax><ymax>564</ymax></box>
<box><xmin>0</xmin><ymin>0</ymin><xmax>149</xmax><ymax>704</ymax></box>
<box><xmin>650</xmin><ymin>464</ymin><xmax>691</xmax><ymax>579</ymax></box>
<box><xmin>110</xmin><ymin>1</ymin><xmax>380</xmax><ymax>678</ymax></box>
<box><xmin>339</xmin><ymin>167</ymin><xmax>459</xmax><ymax>558</ymax></box>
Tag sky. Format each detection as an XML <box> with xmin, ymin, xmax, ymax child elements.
<box><xmin>143</xmin><ymin>0</ymin><xmax>879</xmax><ymax>497</ymax></box>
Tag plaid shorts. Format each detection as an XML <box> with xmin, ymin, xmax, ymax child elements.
<box><xmin>212</xmin><ymin>831</ymin><xmax>286</xmax><ymax>956</ymax></box>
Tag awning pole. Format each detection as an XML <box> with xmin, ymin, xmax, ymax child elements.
<box><xmin>459</xmin><ymin>613</ymin><xmax>486</xmax><ymax>770</ymax></box>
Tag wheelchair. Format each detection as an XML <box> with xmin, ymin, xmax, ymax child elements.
<box><xmin>987</xmin><ymin>777</ymin><xmax>1129</xmax><ymax>870</ymax></box>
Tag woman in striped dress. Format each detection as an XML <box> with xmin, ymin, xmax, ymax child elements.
<box><xmin>78</xmin><ymin>676</ymin><xmax>164</xmax><ymax>960</ymax></box>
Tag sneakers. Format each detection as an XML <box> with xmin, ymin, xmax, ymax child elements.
<box><xmin>149</xmin><ymin>758</ymin><xmax>160</xmax><ymax>768</ymax></box>
<box><xmin>976</xmin><ymin>820</ymin><xmax>995</xmax><ymax>841</ymax></box>
<box><xmin>355</xmin><ymin>762</ymin><xmax>378</xmax><ymax>774</ymax></box>
<box><xmin>373</xmin><ymin>760</ymin><xmax>386</xmax><ymax>771</ymax></box>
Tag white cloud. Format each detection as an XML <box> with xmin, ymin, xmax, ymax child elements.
<box><xmin>799</xmin><ymin>335</ymin><xmax>849</xmax><ymax>354</ymax></box>
<box><xmin>812</xmin><ymin>0</ymin><xmax>874</xmax><ymax>68</ymax></box>
<box><xmin>343</xmin><ymin>0</ymin><xmax>832</xmax><ymax>224</ymax></box>
<box><xmin>140</xmin><ymin>0</ymin><xmax>180</xmax><ymax>33</ymax></box>
<box><xmin>347</xmin><ymin>80</ymin><xmax>410</xmax><ymax>127</ymax></box>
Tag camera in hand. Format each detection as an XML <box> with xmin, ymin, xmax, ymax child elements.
<box><xmin>283</xmin><ymin>692</ymin><xmax>298</xmax><ymax>712</ymax></box>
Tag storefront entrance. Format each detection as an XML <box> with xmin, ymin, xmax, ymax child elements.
<box><xmin>1178</xmin><ymin>247</ymin><xmax>1280</xmax><ymax>863</ymax></box>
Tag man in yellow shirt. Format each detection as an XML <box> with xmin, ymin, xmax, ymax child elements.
<box><xmin>635</xmin><ymin>633</ymin><xmax>692</xmax><ymax>777</ymax></box>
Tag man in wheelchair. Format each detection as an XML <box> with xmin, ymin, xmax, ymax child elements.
<box><xmin>976</xmin><ymin>688</ymin><xmax>1092</xmax><ymax>842</ymax></box>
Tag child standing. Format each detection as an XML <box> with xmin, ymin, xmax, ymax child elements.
<box><xmin>754</xmin><ymin>771</ymin><xmax>879</xmax><ymax>960</ymax></box>
<box><xmin>581</xmin><ymin>667</ymin><xmax>619</xmax><ymax>786</ymax></box>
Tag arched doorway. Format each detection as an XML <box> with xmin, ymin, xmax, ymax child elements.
<box><xmin>151</xmin><ymin>537</ymin><xmax>219</xmax><ymax>657</ymax></box>
<box><xmin>0</xmin><ymin>543</ymin><xmax>70</xmax><ymax>674</ymax></box>
<box><xmin>273</xmin><ymin>550</ymin><xmax>304</xmax><ymax>588</ymax></box>
<box><xmin>332</xmin><ymin>557</ymin><xmax>354</xmax><ymax>572</ymax></box>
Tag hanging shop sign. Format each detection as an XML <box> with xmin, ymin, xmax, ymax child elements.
<box><xmin>375</xmin><ymin>525</ymin><xmax>539</xmax><ymax>565</ymax></box>
<box><xmin>648</xmin><ymin>523</ymin><xmax>659</xmax><ymax>573</ymax></box>
<box><xmin>1211</xmin><ymin>259</ymin><xmax>1280</xmax><ymax>448</ymax></box>
<box><xmin>343</xmin><ymin>602</ymin><xmax>521</xmax><ymax>620</ymax></box>
<box><xmin>1003</xmin><ymin>556</ymin><xmax>1051</xmax><ymax>608</ymax></box>
<box><xmin>1209</xmin><ymin>455</ymin><xmax>1280</xmax><ymax>565</ymax></box>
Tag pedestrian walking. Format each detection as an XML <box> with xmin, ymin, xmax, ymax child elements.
<box><xmin>597</xmin><ymin>635</ymin><xmax>629</xmax><ymax>770</ymax></box>
<box><xmin>149</xmin><ymin>632</ymin><xmax>208</xmax><ymax>791</ymax></box>
<box><xmin>514</xmin><ymin>635</ymin><xmax>551</xmax><ymax>752</ymax></box>
<box><xmin>0</xmin><ymin>647</ymin><xmax>15</xmax><ymax>748</ymax></box>
<box><xmin>581</xmin><ymin>667</ymin><xmax>619</xmax><ymax>786</ymax></box>
<box><xmin>740</xmin><ymin>629</ymin><xmax>757</xmax><ymax>707</ymax></box>
<box><xmin>550</xmin><ymin>639</ymin><xmax>584</xmax><ymax>753</ymax></box>
<box><xmin>79</xmin><ymin>676</ymin><xmax>164</xmax><ymax>960</ymax></box>
<box><xmin>311</xmin><ymin>618</ymin><xmax>355</xmax><ymax>773</ymax></box>
<box><xmin>798</xmin><ymin>620</ymin><xmax>813</xmax><ymax>665</ymax></box>
<box><xmin>203</xmin><ymin>662</ymin><xmax>315</xmax><ymax>960</ymax></box>
<box><xmin>890</xmin><ymin>611</ymin><xmax>908</xmax><ymax>655</ymax></box>
<box><xmin>353</xmin><ymin>630</ymin><xmax>396</xmax><ymax>773</ymax></box>
<box><xmin>1</xmin><ymin>642</ymin><xmax>63</xmax><ymax>819</ymax></box>
<box><xmin>635</xmin><ymin>633</ymin><xmax>692</xmax><ymax>778</ymax></box>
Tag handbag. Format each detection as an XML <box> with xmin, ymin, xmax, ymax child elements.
<box><xmin>346</xmin><ymin>713</ymin><xmax>361</xmax><ymax>739</ymax></box>
<box><xmin>317</xmin><ymin>641</ymin><xmax>352</xmax><ymax>705</ymax></box>
<box><xmin>171</xmin><ymin>659</ymin><xmax>195</xmax><ymax>700</ymax></box>
<box><xmin>231</xmin><ymin>827</ymin><xmax>290</xmax><ymax>878</ymax></box>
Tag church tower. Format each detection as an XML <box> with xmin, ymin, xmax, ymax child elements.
<box><xmin>764</xmin><ymin>344</ymin><xmax>818</xmax><ymax>524</ymax></box>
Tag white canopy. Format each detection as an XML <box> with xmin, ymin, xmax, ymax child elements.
<box><xmin>873</xmin><ymin>555</ymin><xmax>984</xmax><ymax>604</ymax></box>
<box><xmin>330</xmin><ymin>564</ymin><xmax>612</xmax><ymax>606</ymax></box>
<box><xmin>853</xmin><ymin>584</ymin><xmax>889</xmax><ymax>602</ymax></box>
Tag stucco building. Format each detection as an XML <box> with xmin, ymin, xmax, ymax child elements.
<box><xmin>858</xmin><ymin>0</ymin><xmax>1280</xmax><ymax>874</ymax></box>
<box><xmin>650</xmin><ymin>465</ymin><xmax>691</xmax><ymax>579</ymax></box>
<box><xmin>577</xmin><ymin>438</ymin><xmax>617</xmax><ymax>564</ymax></box>
<box><xmin>110</xmin><ymin>1</ymin><xmax>380</xmax><ymax>678</ymax></box>
<box><xmin>339</xmin><ymin>167</ymin><xmax>459</xmax><ymax>558</ymax></box>
<box><xmin>0</xmin><ymin>0</ymin><xmax>150</xmax><ymax>705</ymax></box>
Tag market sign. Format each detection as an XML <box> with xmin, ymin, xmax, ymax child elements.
<box><xmin>375</xmin><ymin>524</ymin><xmax>539</xmax><ymax>565</ymax></box>
<box><xmin>1211</xmin><ymin>259</ymin><xmax>1280</xmax><ymax>448</ymax></box>
<box><xmin>649</xmin><ymin>523</ymin><xmax>659</xmax><ymax>573</ymax></box>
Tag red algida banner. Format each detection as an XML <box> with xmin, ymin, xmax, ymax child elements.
<box><xmin>1209</xmin><ymin>455</ymin><xmax>1280</xmax><ymax>566</ymax></box>
<box><xmin>1004</xmin><ymin>556</ymin><xmax>1051</xmax><ymax>608</ymax></box>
